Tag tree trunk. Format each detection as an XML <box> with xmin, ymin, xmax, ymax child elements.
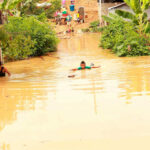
<box><xmin>0</xmin><ymin>47</ymin><xmax>2</xmax><ymax>63</ymax></box>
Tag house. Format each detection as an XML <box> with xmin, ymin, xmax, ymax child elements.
<box><xmin>98</xmin><ymin>0</ymin><xmax>124</xmax><ymax>17</ymax></box>
<box><xmin>108</xmin><ymin>3</ymin><xmax>150</xmax><ymax>20</ymax></box>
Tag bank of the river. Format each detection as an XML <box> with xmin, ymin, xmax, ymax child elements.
<box><xmin>1</xmin><ymin>33</ymin><xmax>150</xmax><ymax>150</ymax></box>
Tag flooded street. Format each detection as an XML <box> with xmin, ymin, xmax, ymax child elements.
<box><xmin>1</xmin><ymin>33</ymin><xmax>150</xmax><ymax>150</ymax></box>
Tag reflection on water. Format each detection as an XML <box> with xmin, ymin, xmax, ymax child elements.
<box><xmin>0</xmin><ymin>143</ymin><xmax>10</xmax><ymax>150</ymax></box>
<box><xmin>1</xmin><ymin>33</ymin><xmax>150</xmax><ymax>150</ymax></box>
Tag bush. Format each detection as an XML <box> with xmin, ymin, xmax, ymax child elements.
<box><xmin>90</xmin><ymin>20</ymin><xmax>100</xmax><ymax>28</ymax></box>
<box><xmin>82</xmin><ymin>28</ymin><xmax>90</xmax><ymax>33</ymax></box>
<box><xmin>4</xmin><ymin>16</ymin><xmax>58</xmax><ymax>59</ymax></box>
<box><xmin>3</xmin><ymin>35</ymin><xmax>34</xmax><ymax>61</ymax></box>
<box><xmin>82</xmin><ymin>20</ymin><xmax>103</xmax><ymax>33</ymax></box>
<box><xmin>36</xmin><ymin>12</ymin><xmax>47</xmax><ymax>22</ymax></box>
<box><xmin>100</xmin><ymin>15</ymin><xmax>150</xmax><ymax>57</ymax></box>
<box><xmin>89</xmin><ymin>20</ymin><xmax>101</xmax><ymax>32</ymax></box>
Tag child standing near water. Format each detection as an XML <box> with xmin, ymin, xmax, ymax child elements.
<box><xmin>0</xmin><ymin>62</ymin><xmax>11</xmax><ymax>77</ymax></box>
<box><xmin>72</xmin><ymin>61</ymin><xmax>100</xmax><ymax>71</ymax></box>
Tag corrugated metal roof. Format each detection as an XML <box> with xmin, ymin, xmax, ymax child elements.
<box><xmin>108</xmin><ymin>2</ymin><xmax>126</xmax><ymax>10</ymax></box>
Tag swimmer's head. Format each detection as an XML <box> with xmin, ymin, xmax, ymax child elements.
<box><xmin>80</xmin><ymin>61</ymin><xmax>86</xmax><ymax>69</ymax></box>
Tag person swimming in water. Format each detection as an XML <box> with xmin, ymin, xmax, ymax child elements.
<box><xmin>72</xmin><ymin>61</ymin><xmax>100</xmax><ymax>71</ymax></box>
<box><xmin>0</xmin><ymin>61</ymin><xmax>11</xmax><ymax>77</ymax></box>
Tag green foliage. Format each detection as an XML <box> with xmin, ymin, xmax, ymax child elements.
<box><xmin>115</xmin><ymin>10</ymin><xmax>137</xmax><ymax>21</ymax></box>
<box><xmin>0</xmin><ymin>0</ymin><xmax>23</xmax><ymax>10</ymax></box>
<box><xmin>100</xmin><ymin>15</ymin><xmax>150</xmax><ymax>57</ymax></box>
<box><xmin>82</xmin><ymin>28</ymin><xmax>90</xmax><ymax>33</ymax></box>
<box><xmin>3</xmin><ymin>16</ymin><xmax>58</xmax><ymax>60</ymax></box>
<box><xmin>90</xmin><ymin>20</ymin><xmax>100</xmax><ymax>28</ymax></box>
<box><xmin>89</xmin><ymin>20</ymin><xmax>102</xmax><ymax>32</ymax></box>
<box><xmin>36</xmin><ymin>12</ymin><xmax>47</xmax><ymax>22</ymax></box>
<box><xmin>20</xmin><ymin>0</ymin><xmax>61</xmax><ymax>18</ymax></box>
<box><xmin>45</xmin><ymin>0</ymin><xmax>61</xmax><ymax>18</ymax></box>
<box><xmin>82</xmin><ymin>20</ymin><xmax>103</xmax><ymax>33</ymax></box>
<box><xmin>20</xmin><ymin>0</ymin><xmax>44</xmax><ymax>16</ymax></box>
<box><xmin>3</xmin><ymin>35</ymin><xmax>34</xmax><ymax>61</ymax></box>
<box><xmin>0</xmin><ymin>27</ymin><xmax>9</xmax><ymax>44</ymax></box>
<box><xmin>115</xmin><ymin>0</ymin><xmax>150</xmax><ymax>34</ymax></box>
<box><xmin>123</xmin><ymin>0</ymin><xmax>142</xmax><ymax>14</ymax></box>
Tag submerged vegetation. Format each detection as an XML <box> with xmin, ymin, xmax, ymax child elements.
<box><xmin>100</xmin><ymin>0</ymin><xmax>150</xmax><ymax>57</ymax></box>
<box><xmin>82</xmin><ymin>20</ymin><xmax>102</xmax><ymax>33</ymax></box>
<box><xmin>0</xmin><ymin>0</ymin><xmax>59</xmax><ymax>61</ymax></box>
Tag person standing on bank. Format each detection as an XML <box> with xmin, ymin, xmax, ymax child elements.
<box><xmin>0</xmin><ymin>61</ymin><xmax>11</xmax><ymax>77</ymax></box>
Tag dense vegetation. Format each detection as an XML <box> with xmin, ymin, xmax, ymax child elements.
<box><xmin>2</xmin><ymin>16</ymin><xmax>58</xmax><ymax>61</ymax></box>
<box><xmin>82</xmin><ymin>20</ymin><xmax>102</xmax><ymax>33</ymax></box>
<box><xmin>101</xmin><ymin>14</ymin><xmax>150</xmax><ymax>56</ymax></box>
<box><xmin>20</xmin><ymin>0</ymin><xmax>61</xmax><ymax>18</ymax></box>
<box><xmin>100</xmin><ymin>0</ymin><xmax>150</xmax><ymax>57</ymax></box>
<box><xmin>0</xmin><ymin>0</ymin><xmax>59</xmax><ymax>61</ymax></box>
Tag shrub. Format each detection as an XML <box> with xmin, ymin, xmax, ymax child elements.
<box><xmin>82</xmin><ymin>28</ymin><xmax>90</xmax><ymax>33</ymax></box>
<box><xmin>100</xmin><ymin>15</ymin><xmax>150</xmax><ymax>57</ymax></box>
<box><xmin>3</xmin><ymin>35</ymin><xmax>34</xmax><ymax>61</ymax></box>
<box><xmin>4</xmin><ymin>16</ymin><xmax>58</xmax><ymax>58</ymax></box>
<box><xmin>90</xmin><ymin>20</ymin><xmax>100</xmax><ymax>28</ymax></box>
<box><xmin>36</xmin><ymin>12</ymin><xmax>47</xmax><ymax>22</ymax></box>
<box><xmin>82</xmin><ymin>20</ymin><xmax>103</xmax><ymax>33</ymax></box>
<box><xmin>89</xmin><ymin>20</ymin><xmax>101</xmax><ymax>32</ymax></box>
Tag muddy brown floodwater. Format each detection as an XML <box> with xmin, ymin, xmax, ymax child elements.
<box><xmin>1</xmin><ymin>33</ymin><xmax>150</xmax><ymax>150</ymax></box>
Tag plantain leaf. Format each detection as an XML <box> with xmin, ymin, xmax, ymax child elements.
<box><xmin>8</xmin><ymin>0</ymin><xmax>23</xmax><ymax>9</ymax></box>
<box><xmin>1</xmin><ymin>0</ymin><xmax>8</xmax><ymax>10</ymax></box>
<box><xmin>115</xmin><ymin>10</ymin><xmax>137</xmax><ymax>21</ymax></box>
<box><xmin>102</xmin><ymin>15</ymin><xmax>113</xmax><ymax>23</ymax></box>
<box><xmin>124</xmin><ymin>0</ymin><xmax>142</xmax><ymax>14</ymax></box>
<box><xmin>144</xmin><ymin>22</ymin><xmax>150</xmax><ymax>33</ymax></box>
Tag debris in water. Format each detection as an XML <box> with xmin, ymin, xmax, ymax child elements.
<box><xmin>68</xmin><ymin>75</ymin><xmax>75</xmax><ymax>78</ymax></box>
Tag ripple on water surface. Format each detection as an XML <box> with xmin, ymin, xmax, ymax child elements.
<box><xmin>1</xmin><ymin>33</ymin><xmax>150</xmax><ymax>150</ymax></box>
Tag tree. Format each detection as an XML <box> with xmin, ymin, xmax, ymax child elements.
<box><xmin>115</xmin><ymin>0</ymin><xmax>150</xmax><ymax>34</ymax></box>
<box><xmin>0</xmin><ymin>0</ymin><xmax>24</xmax><ymax>23</ymax></box>
<box><xmin>0</xmin><ymin>27</ymin><xmax>9</xmax><ymax>62</ymax></box>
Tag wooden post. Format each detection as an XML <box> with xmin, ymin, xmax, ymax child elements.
<box><xmin>98</xmin><ymin>0</ymin><xmax>102</xmax><ymax>26</ymax></box>
<box><xmin>0</xmin><ymin>47</ymin><xmax>2</xmax><ymax>63</ymax></box>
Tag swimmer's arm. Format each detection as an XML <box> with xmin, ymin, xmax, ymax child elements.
<box><xmin>72</xmin><ymin>68</ymin><xmax>78</xmax><ymax>71</ymax></box>
<box><xmin>4</xmin><ymin>68</ymin><xmax>11</xmax><ymax>76</ymax></box>
<box><xmin>91</xmin><ymin>66</ymin><xmax>101</xmax><ymax>69</ymax></box>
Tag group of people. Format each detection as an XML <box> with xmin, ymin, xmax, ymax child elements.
<box><xmin>55</xmin><ymin>0</ymin><xmax>84</xmax><ymax>26</ymax></box>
